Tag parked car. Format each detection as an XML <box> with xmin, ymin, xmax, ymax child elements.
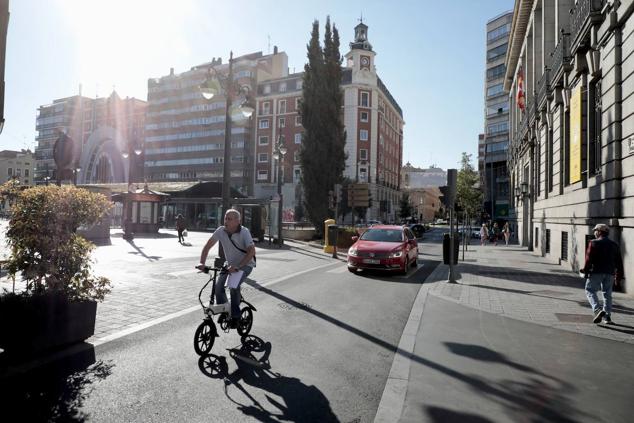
<box><xmin>347</xmin><ymin>225</ymin><xmax>419</xmax><ymax>275</ymax></box>
<box><xmin>367</xmin><ymin>220</ymin><xmax>382</xmax><ymax>226</ymax></box>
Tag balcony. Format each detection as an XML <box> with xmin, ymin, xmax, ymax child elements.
<box><xmin>537</xmin><ymin>69</ymin><xmax>551</xmax><ymax>111</ymax></box>
<box><xmin>570</xmin><ymin>0</ymin><xmax>605</xmax><ymax>51</ymax></box>
<box><xmin>550</xmin><ymin>32</ymin><xmax>572</xmax><ymax>85</ymax></box>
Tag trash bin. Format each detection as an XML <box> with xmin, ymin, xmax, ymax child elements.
<box><xmin>443</xmin><ymin>233</ymin><xmax>459</xmax><ymax>265</ymax></box>
<box><xmin>328</xmin><ymin>224</ymin><xmax>339</xmax><ymax>249</ymax></box>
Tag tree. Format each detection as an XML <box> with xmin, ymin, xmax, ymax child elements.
<box><xmin>299</xmin><ymin>17</ymin><xmax>347</xmax><ymax>235</ymax></box>
<box><xmin>456</xmin><ymin>152</ymin><xmax>482</xmax><ymax>217</ymax></box>
<box><xmin>399</xmin><ymin>192</ymin><xmax>413</xmax><ymax>220</ymax></box>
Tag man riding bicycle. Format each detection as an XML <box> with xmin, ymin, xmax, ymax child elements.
<box><xmin>197</xmin><ymin>209</ymin><xmax>256</xmax><ymax>328</ymax></box>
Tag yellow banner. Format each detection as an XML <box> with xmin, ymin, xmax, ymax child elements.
<box><xmin>570</xmin><ymin>85</ymin><xmax>582</xmax><ymax>183</ymax></box>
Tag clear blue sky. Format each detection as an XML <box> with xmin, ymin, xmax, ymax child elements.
<box><xmin>1</xmin><ymin>0</ymin><xmax>512</xmax><ymax>171</ymax></box>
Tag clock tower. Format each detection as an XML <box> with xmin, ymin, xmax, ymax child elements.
<box><xmin>345</xmin><ymin>21</ymin><xmax>376</xmax><ymax>74</ymax></box>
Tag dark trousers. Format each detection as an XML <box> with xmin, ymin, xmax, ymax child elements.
<box><xmin>177</xmin><ymin>228</ymin><xmax>184</xmax><ymax>242</ymax></box>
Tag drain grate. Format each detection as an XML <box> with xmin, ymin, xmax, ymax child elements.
<box><xmin>277</xmin><ymin>302</ymin><xmax>311</xmax><ymax>311</ymax></box>
<box><xmin>555</xmin><ymin>313</ymin><xmax>591</xmax><ymax>323</ymax></box>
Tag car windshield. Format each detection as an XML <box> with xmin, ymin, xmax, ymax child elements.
<box><xmin>360</xmin><ymin>229</ymin><xmax>403</xmax><ymax>242</ymax></box>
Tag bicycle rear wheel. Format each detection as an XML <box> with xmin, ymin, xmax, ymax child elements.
<box><xmin>194</xmin><ymin>320</ymin><xmax>216</xmax><ymax>355</ymax></box>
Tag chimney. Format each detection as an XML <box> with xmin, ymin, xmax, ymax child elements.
<box><xmin>274</xmin><ymin>45</ymin><xmax>278</xmax><ymax>54</ymax></box>
<box><xmin>170</xmin><ymin>67</ymin><xmax>174</xmax><ymax>76</ymax></box>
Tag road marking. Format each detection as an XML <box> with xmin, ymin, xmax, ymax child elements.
<box><xmin>326</xmin><ymin>265</ymin><xmax>350</xmax><ymax>274</ymax></box>
<box><xmin>91</xmin><ymin>260</ymin><xmax>339</xmax><ymax>347</ymax></box>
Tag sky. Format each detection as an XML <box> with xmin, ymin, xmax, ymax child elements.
<box><xmin>0</xmin><ymin>0</ymin><xmax>513</xmax><ymax>172</ymax></box>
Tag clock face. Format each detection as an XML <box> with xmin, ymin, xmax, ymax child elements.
<box><xmin>361</xmin><ymin>56</ymin><xmax>370</xmax><ymax>67</ymax></box>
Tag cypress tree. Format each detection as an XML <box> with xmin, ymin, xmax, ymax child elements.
<box><xmin>299</xmin><ymin>17</ymin><xmax>346</xmax><ymax>235</ymax></box>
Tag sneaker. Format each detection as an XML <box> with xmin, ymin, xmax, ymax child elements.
<box><xmin>603</xmin><ymin>316</ymin><xmax>615</xmax><ymax>325</ymax></box>
<box><xmin>593</xmin><ymin>309</ymin><xmax>606</xmax><ymax>324</ymax></box>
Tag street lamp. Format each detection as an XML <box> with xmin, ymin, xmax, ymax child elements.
<box><xmin>520</xmin><ymin>181</ymin><xmax>529</xmax><ymax>196</ymax></box>
<box><xmin>72</xmin><ymin>166</ymin><xmax>81</xmax><ymax>185</ymax></box>
<box><xmin>122</xmin><ymin>141</ymin><xmax>143</xmax><ymax>240</ymax></box>
<box><xmin>199</xmin><ymin>51</ymin><xmax>254</xmax><ymax>217</ymax></box>
<box><xmin>273</xmin><ymin>136</ymin><xmax>287</xmax><ymax>247</ymax></box>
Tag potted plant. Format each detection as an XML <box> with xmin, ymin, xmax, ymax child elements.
<box><xmin>0</xmin><ymin>184</ymin><xmax>112</xmax><ymax>356</ymax></box>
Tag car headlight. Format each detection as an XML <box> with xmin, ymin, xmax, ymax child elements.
<box><xmin>348</xmin><ymin>248</ymin><xmax>357</xmax><ymax>256</ymax></box>
<box><xmin>389</xmin><ymin>250</ymin><xmax>403</xmax><ymax>258</ymax></box>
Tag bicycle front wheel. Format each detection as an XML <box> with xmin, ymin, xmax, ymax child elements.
<box><xmin>194</xmin><ymin>320</ymin><xmax>216</xmax><ymax>355</ymax></box>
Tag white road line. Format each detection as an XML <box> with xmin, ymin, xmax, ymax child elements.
<box><xmin>90</xmin><ymin>260</ymin><xmax>339</xmax><ymax>347</ymax></box>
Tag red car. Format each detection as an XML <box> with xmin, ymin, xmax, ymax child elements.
<box><xmin>347</xmin><ymin>225</ymin><xmax>419</xmax><ymax>274</ymax></box>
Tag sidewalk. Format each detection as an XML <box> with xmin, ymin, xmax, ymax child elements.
<box><xmin>375</xmin><ymin>238</ymin><xmax>634</xmax><ymax>423</ymax></box>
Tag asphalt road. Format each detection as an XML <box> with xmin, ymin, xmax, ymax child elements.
<box><xmin>0</xmin><ymin>238</ymin><xmax>437</xmax><ymax>423</ymax></box>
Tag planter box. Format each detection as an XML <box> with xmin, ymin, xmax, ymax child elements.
<box><xmin>0</xmin><ymin>292</ymin><xmax>97</xmax><ymax>355</ymax></box>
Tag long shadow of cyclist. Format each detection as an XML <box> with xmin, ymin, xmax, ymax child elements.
<box><xmin>198</xmin><ymin>334</ymin><xmax>339</xmax><ymax>423</ymax></box>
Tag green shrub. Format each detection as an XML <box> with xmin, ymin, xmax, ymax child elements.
<box><xmin>4</xmin><ymin>185</ymin><xmax>113</xmax><ymax>302</ymax></box>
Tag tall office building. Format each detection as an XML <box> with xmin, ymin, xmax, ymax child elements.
<box><xmin>483</xmin><ymin>11</ymin><xmax>513</xmax><ymax>222</ymax></box>
<box><xmin>144</xmin><ymin>50</ymin><xmax>288</xmax><ymax>195</ymax></box>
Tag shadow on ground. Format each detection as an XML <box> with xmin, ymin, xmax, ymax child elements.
<box><xmin>198</xmin><ymin>334</ymin><xmax>339</xmax><ymax>422</ymax></box>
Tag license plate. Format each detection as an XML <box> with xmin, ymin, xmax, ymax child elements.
<box><xmin>362</xmin><ymin>259</ymin><xmax>380</xmax><ymax>264</ymax></box>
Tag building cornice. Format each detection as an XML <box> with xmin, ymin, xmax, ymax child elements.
<box><xmin>504</xmin><ymin>0</ymin><xmax>535</xmax><ymax>91</ymax></box>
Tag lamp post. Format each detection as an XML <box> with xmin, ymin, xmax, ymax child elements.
<box><xmin>520</xmin><ymin>181</ymin><xmax>530</xmax><ymax>249</ymax></box>
<box><xmin>199</xmin><ymin>51</ymin><xmax>254</xmax><ymax>218</ymax></box>
<box><xmin>72</xmin><ymin>166</ymin><xmax>81</xmax><ymax>186</ymax></box>
<box><xmin>122</xmin><ymin>141</ymin><xmax>143</xmax><ymax>240</ymax></box>
<box><xmin>273</xmin><ymin>136</ymin><xmax>287</xmax><ymax>247</ymax></box>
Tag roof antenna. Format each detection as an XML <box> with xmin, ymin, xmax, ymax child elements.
<box><xmin>358</xmin><ymin>12</ymin><xmax>363</xmax><ymax>23</ymax></box>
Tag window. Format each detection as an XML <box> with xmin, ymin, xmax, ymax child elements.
<box><xmin>535</xmin><ymin>228</ymin><xmax>539</xmax><ymax>248</ymax></box>
<box><xmin>7</xmin><ymin>168</ymin><xmax>12</xmax><ymax>176</ymax></box>
<box><xmin>279</xmin><ymin>117</ymin><xmax>286</xmax><ymax>128</ymax></box>
<box><xmin>485</xmin><ymin>141</ymin><xmax>508</xmax><ymax>152</ymax></box>
<box><xmin>487</xmin><ymin>83</ymin><xmax>504</xmax><ymax>97</ymax></box>
<box><xmin>16</xmin><ymin>169</ymin><xmax>21</xmax><ymax>177</ymax></box>
<box><xmin>359</xmin><ymin>149</ymin><xmax>368</xmax><ymax>160</ymax></box>
<box><xmin>487</xmin><ymin>23</ymin><xmax>510</xmax><ymax>42</ymax></box>
<box><xmin>487</xmin><ymin>121</ymin><xmax>508</xmax><ymax>135</ymax></box>
<box><xmin>294</xmin><ymin>133</ymin><xmax>302</xmax><ymax>144</ymax></box>
<box><xmin>258</xmin><ymin>136</ymin><xmax>269</xmax><ymax>146</ymax></box>
<box><xmin>279</xmin><ymin>82</ymin><xmax>287</xmax><ymax>92</ymax></box>
<box><xmin>487</xmin><ymin>43</ymin><xmax>508</xmax><ymax>62</ymax></box>
<box><xmin>259</xmin><ymin>119</ymin><xmax>269</xmax><ymax>129</ymax></box>
<box><xmin>279</xmin><ymin>100</ymin><xmax>287</xmax><ymax>114</ymax></box>
<box><xmin>360</xmin><ymin>111</ymin><xmax>369</xmax><ymax>122</ymax></box>
<box><xmin>295</xmin><ymin>116</ymin><xmax>302</xmax><ymax>126</ymax></box>
<box><xmin>24</xmin><ymin>169</ymin><xmax>29</xmax><ymax>177</ymax></box>
<box><xmin>293</xmin><ymin>167</ymin><xmax>301</xmax><ymax>183</ymax></box>
<box><xmin>486</xmin><ymin>101</ymin><xmax>508</xmax><ymax>116</ymax></box>
<box><xmin>360</xmin><ymin>91</ymin><xmax>370</xmax><ymax>107</ymax></box>
<box><xmin>487</xmin><ymin>64</ymin><xmax>506</xmax><ymax>80</ymax></box>
<box><xmin>261</xmin><ymin>102</ymin><xmax>270</xmax><ymax>115</ymax></box>
<box><xmin>294</xmin><ymin>151</ymin><xmax>300</xmax><ymax>162</ymax></box>
<box><xmin>561</xmin><ymin>232</ymin><xmax>568</xmax><ymax>261</ymax></box>
<box><xmin>257</xmin><ymin>170</ymin><xmax>268</xmax><ymax>181</ymax></box>
<box><xmin>546</xmin><ymin>229</ymin><xmax>551</xmax><ymax>254</ymax></box>
<box><xmin>296</xmin><ymin>80</ymin><xmax>302</xmax><ymax>90</ymax></box>
<box><xmin>263</xmin><ymin>85</ymin><xmax>271</xmax><ymax>94</ymax></box>
<box><xmin>258</xmin><ymin>153</ymin><xmax>268</xmax><ymax>163</ymax></box>
<box><xmin>359</xmin><ymin>167</ymin><xmax>368</xmax><ymax>182</ymax></box>
<box><xmin>360</xmin><ymin>129</ymin><xmax>369</xmax><ymax>141</ymax></box>
<box><xmin>295</xmin><ymin>98</ymin><xmax>301</xmax><ymax>110</ymax></box>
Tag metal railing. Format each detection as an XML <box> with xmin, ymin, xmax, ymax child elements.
<box><xmin>551</xmin><ymin>32</ymin><xmax>571</xmax><ymax>79</ymax></box>
<box><xmin>570</xmin><ymin>0</ymin><xmax>605</xmax><ymax>46</ymax></box>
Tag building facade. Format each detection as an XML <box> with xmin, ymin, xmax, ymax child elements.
<box><xmin>484</xmin><ymin>11</ymin><xmax>513</xmax><ymax>222</ymax></box>
<box><xmin>144</xmin><ymin>50</ymin><xmax>288</xmax><ymax>196</ymax></box>
<box><xmin>400</xmin><ymin>163</ymin><xmax>446</xmax><ymax>223</ymax></box>
<box><xmin>505</xmin><ymin>0</ymin><xmax>634</xmax><ymax>293</ymax></box>
<box><xmin>34</xmin><ymin>92</ymin><xmax>146</xmax><ymax>184</ymax></box>
<box><xmin>253</xmin><ymin>23</ymin><xmax>404</xmax><ymax>223</ymax></box>
<box><xmin>0</xmin><ymin>149</ymin><xmax>35</xmax><ymax>214</ymax></box>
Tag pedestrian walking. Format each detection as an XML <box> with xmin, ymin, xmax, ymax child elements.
<box><xmin>503</xmin><ymin>222</ymin><xmax>511</xmax><ymax>245</ymax></box>
<box><xmin>492</xmin><ymin>222</ymin><xmax>500</xmax><ymax>246</ymax></box>
<box><xmin>479</xmin><ymin>223</ymin><xmax>489</xmax><ymax>246</ymax></box>
<box><xmin>581</xmin><ymin>224</ymin><xmax>624</xmax><ymax>324</ymax></box>
<box><xmin>176</xmin><ymin>214</ymin><xmax>186</xmax><ymax>244</ymax></box>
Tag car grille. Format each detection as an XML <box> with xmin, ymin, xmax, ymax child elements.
<box><xmin>357</xmin><ymin>252</ymin><xmax>390</xmax><ymax>259</ymax></box>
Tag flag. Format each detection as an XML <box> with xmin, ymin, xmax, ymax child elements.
<box><xmin>516</xmin><ymin>66</ymin><xmax>525</xmax><ymax>111</ymax></box>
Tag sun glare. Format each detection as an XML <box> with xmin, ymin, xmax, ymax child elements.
<box><xmin>57</xmin><ymin>0</ymin><xmax>197</xmax><ymax>97</ymax></box>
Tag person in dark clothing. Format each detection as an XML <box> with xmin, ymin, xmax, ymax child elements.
<box><xmin>581</xmin><ymin>224</ymin><xmax>624</xmax><ymax>324</ymax></box>
<box><xmin>176</xmin><ymin>214</ymin><xmax>186</xmax><ymax>243</ymax></box>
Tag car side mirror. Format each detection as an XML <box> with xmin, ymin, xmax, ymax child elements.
<box><xmin>351</xmin><ymin>236</ymin><xmax>359</xmax><ymax>242</ymax></box>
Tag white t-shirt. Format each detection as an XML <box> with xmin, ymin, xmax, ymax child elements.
<box><xmin>211</xmin><ymin>226</ymin><xmax>256</xmax><ymax>268</ymax></box>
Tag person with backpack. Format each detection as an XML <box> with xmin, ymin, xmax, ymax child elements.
<box><xmin>197</xmin><ymin>209</ymin><xmax>256</xmax><ymax>328</ymax></box>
